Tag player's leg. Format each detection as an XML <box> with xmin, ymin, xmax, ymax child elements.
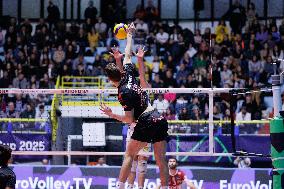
<box><xmin>116</xmin><ymin>139</ymin><xmax>147</xmax><ymax>189</ymax></box>
<box><xmin>137</xmin><ymin>155</ymin><xmax>148</xmax><ymax>189</ymax></box>
<box><xmin>153</xmin><ymin>140</ymin><xmax>169</xmax><ymax>188</ymax></box>
<box><xmin>127</xmin><ymin>155</ymin><xmax>138</xmax><ymax>189</ymax></box>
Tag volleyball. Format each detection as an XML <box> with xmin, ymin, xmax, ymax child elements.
<box><xmin>113</xmin><ymin>23</ymin><xmax>128</xmax><ymax>40</ymax></box>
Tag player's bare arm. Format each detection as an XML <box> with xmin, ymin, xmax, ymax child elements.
<box><xmin>100</xmin><ymin>103</ymin><xmax>135</xmax><ymax>124</ymax></box>
<box><xmin>123</xmin><ymin>22</ymin><xmax>136</xmax><ymax>65</ymax></box>
<box><xmin>135</xmin><ymin>45</ymin><xmax>151</xmax><ymax>88</ymax></box>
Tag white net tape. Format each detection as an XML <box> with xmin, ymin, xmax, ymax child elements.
<box><xmin>0</xmin><ymin>88</ymin><xmax>231</xmax><ymax>94</ymax></box>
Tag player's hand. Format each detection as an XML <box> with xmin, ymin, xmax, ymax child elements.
<box><xmin>99</xmin><ymin>103</ymin><xmax>113</xmax><ymax>117</ymax></box>
<box><xmin>134</xmin><ymin>45</ymin><xmax>146</xmax><ymax>59</ymax></box>
<box><xmin>126</xmin><ymin>22</ymin><xmax>136</xmax><ymax>35</ymax></box>
<box><xmin>109</xmin><ymin>46</ymin><xmax>123</xmax><ymax>60</ymax></box>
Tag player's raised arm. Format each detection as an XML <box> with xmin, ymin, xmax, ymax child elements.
<box><xmin>134</xmin><ymin>45</ymin><xmax>151</xmax><ymax>88</ymax></box>
<box><xmin>109</xmin><ymin>46</ymin><xmax>123</xmax><ymax>71</ymax></box>
<box><xmin>123</xmin><ymin>22</ymin><xmax>136</xmax><ymax>65</ymax></box>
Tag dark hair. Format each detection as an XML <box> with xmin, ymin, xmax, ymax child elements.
<box><xmin>168</xmin><ymin>156</ymin><xmax>178</xmax><ymax>162</ymax></box>
<box><xmin>0</xmin><ymin>145</ymin><xmax>12</xmax><ymax>166</ymax></box>
<box><xmin>105</xmin><ymin>63</ymin><xmax>121</xmax><ymax>82</ymax></box>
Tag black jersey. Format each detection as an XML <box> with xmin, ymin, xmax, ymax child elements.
<box><xmin>0</xmin><ymin>166</ymin><xmax>16</xmax><ymax>189</ymax></box>
<box><xmin>118</xmin><ymin>63</ymin><xmax>149</xmax><ymax>120</ymax></box>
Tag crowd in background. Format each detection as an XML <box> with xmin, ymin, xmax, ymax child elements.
<box><xmin>0</xmin><ymin>0</ymin><xmax>283</xmax><ymax>134</ymax></box>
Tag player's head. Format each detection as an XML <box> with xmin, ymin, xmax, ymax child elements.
<box><xmin>0</xmin><ymin>144</ymin><xmax>12</xmax><ymax>166</ymax></box>
<box><xmin>105</xmin><ymin>63</ymin><xmax>122</xmax><ymax>86</ymax></box>
<box><xmin>168</xmin><ymin>157</ymin><xmax>178</xmax><ymax>169</ymax></box>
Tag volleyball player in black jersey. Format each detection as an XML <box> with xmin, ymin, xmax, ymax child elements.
<box><xmin>110</xmin><ymin>45</ymin><xmax>151</xmax><ymax>189</ymax></box>
<box><xmin>100</xmin><ymin>23</ymin><xmax>169</xmax><ymax>189</ymax></box>
<box><xmin>0</xmin><ymin>145</ymin><xmax>16</xmax><ymax>189</ymax></box>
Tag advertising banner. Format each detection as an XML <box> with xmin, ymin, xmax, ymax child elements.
<box><xmin>0</xmin><ymin>133</ymin><xmax>51</xmax><ymax>160</ymax></box>
<box><xmin>167</xmin><ymin>136</ymin><xmax>270</xmax><ymax>163</ymax></box>
<box><xmin>12</xmin><ymin>166</ymin><xmax>272</xmax><ymax>189</ymax></box>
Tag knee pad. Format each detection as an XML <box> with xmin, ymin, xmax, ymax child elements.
<box><xmin>138</xmin><ymin>160</ymin><xmax>148</xmax><ymax>174</ymax></box>
<box><xmin>131</xmin><ymin>160</ymin><xmax>138</xmax><ymax>173</ymax></box>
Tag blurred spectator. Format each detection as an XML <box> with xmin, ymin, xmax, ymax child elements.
<box><xmin>21</xmin><ymin>103</ymin><xmax>35</xmax><ymax>119</ymax></box>
<box><xmin>279</xmin><ymin>19</ymin><xmax>284</xmax><ymax>36</ymax></box>
<box><xmin>0</xmin><ymin>71</ymin><xmax>10</xmax><ymax>88</ymax></box>
<box><xmin>47</xmin><ymin>1</ymin><xmax>60</xmax><ymax>31</ymax></box>
<box><xmin>15</xmin><ymin>94</ymin><xmax>26</xmax><ymax>113</ymax></box>
<box><xmin>246</xmin><ymin>3</ymin><xmax>257</xmax><ymax>27</ymax></box>
<box><xmin>176</xmin><ymin>63</ymin><xmax>189</xmax><ymax>85</ymax></box>
<box><xmin>215</xmin><ymin>20</ymin><xmax>229</xmax><ymax>44</ymax></box>
<box><xmin>88</xmin><ymin>28</ymin><xmax>99</xmax><ymax>51</ymax></box>
<box><xmin>223</xmin><ymin>0</ymin><xmax>246</xmax><ymax>34</ymax></box>
<box><xmin>84</xmin><ymin>1</ymin><xmax>98</xmax><ymax>22</ymax></box>
<box><xmin>151</xmin><ymin>74</ymin><xmax>163</xmax><ymax>88</ymax></box>
<box><xmin>5</xmin><ymin>102</ymin><xmax>19</xmax><ymax>118</ymax></box>
<box><xmin>36</xmin><ymin>104</ymin><xmax>49</xmax><ymax>119</ymax></box>
<box><xmin>194</xmin><ymin>29</ymin><xmax>202</xmax><ymax>45</ymax></box>
<box><xmin>53</xmin><ymin>45</ymin><xmax>65</xmax><ymax>64</ymax></box>
<box><xmin>12</xmin><ymin>73</ymin><xmax>29</xmax><ymax>89</ymax></box>
<box><xmin>186</xmin><ymin>43</ymin><xmax>197</xmax><ymax>58</ymax></box>
<box><xmin>133</xmin><ymin>4</ymin><xmax>145</xmax><ymax>20</ymax></box>
<box><xmin>213</xmin><ymin>105</ymin><xmax>223</xmax><ymax>120</ymax></box>
<box><xmin>156</xmin><ymin>28</ymin><xmax>169</xmax><ymax>55</ymax></box>
<box><xmin>221</xmin><ymin>64</ymin><xmax>233</xmax><ymax>86</ymax></box>
<box><xmin>144</xmin><ymin>0</ymin><xmax>159</xmax><ymax>22</ymax></box>
<box><xmin>175</xmin><ymin>95</ymin><xmax>188</xmax><ymax>113</ymax></box>
<box><xmin>236</xmin><ymin>106</ymin><xmax>251</xmax><ymax>121</ymax></box>
<box><xmin>256</xmin><ymin>25</ymin><xmax>268</xmax><ymax>44</ymax></box>
<box><xmin>153</xmin><ymin>94</ymin><xmax>169</xmax><ymax>114</ymax></box>
<box><xmin>178</xmin><ymin>107</ymin><xmax>190</xmax><ymax>120</ymax></box>
<box><xmin>95</xmin><ymin>17</ymin><xmax>107</xmax><ymax>42</ymax></box>
<box><xmin>271</xmin><ymin>25</ymin><xmax>281</xmax><ymax>43</ymax></box>
<box><xmin>234</xmin><ymin>156</ymin><xmax>251</xmax><ymax>168</ymax></box>
<box><xmin>95</xmin><ymin>157</ymin><xmax>108</xmax><ymax>167</ymax></box>
<box><xmin>236</xmin><ymin>106</ymin><xmax>252</xmax><ymax>134</ymax></box>
<box><xmin>136</xmin><ymin>19</ymin><xmax>149</xmax><ymax>34</ymax></box>
<box><xmin>190</xmin><ymin>105</ymin><xmax>203</xmax><ymax>120</ymax></box>
<box><xmin>36</xmin><ymin>18</ymin><xmax>48</xmax><ymax>31</ymax></box>
<box><xmin>164</xmin><ymin>107</ymin><xmax>176</xmax><ymax>120</ymax></box>
<box><xmin>248</xmin><ymin>55</ymin><xmax>262</xmax><ymax>82</ymax></box>
<box><xmin>163</xmin><ymin>70</ymin><xmax>177</xmax><ymax>88</ymax></box>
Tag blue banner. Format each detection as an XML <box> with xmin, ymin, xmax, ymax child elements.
<box><xmin>11</xmin><ymin>165</ymin><xmax>272</xmax><ymax>189</ymax></box>
<box><xmin>0</xmin><ymin>133</ymin><xmax>51</xmax><ymax>160</ymax></box>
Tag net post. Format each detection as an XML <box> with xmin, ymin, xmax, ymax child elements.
<box><xmin>272</xmin><ymin>74</ymin><xmax>281</xmax><ymax>117</ymax></box>
<box><xmin>208</xmin><ymin>90</ymin><xmax>214</xmax><ymax>154</ymax></box>
<box><xmin>67</xmin><ymin>135</ymin><xmax>72</xmax><ymax>165</ymax></box>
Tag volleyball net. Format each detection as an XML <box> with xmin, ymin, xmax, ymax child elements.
<box><xmin>0</xmin><ymin>84</ymin><xmax>272</xmax><ymax>164</ymax></box>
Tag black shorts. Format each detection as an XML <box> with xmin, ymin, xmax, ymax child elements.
<box><xmin>131</xmin><ymin>110</ymin><xmax>169</xmax><ymax>143</ymax></box>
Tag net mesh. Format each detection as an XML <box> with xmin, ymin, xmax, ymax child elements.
<box><xmin>0</xmin><ymin>76</ymin><xmax>271</xmax><ymax>165</ymax></box>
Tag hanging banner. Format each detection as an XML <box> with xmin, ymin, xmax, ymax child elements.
<box><xmin>0</xmin><ymin>133</ymin><xmax>51</xmax><ymax>160</ymax></box>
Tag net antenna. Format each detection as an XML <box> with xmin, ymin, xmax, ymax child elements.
<box><xmin>209</xmin><ymin>34</ymin><xmax>213</xmax><ymax>89</ymax></box>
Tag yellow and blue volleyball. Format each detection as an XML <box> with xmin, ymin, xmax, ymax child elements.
<box><xmin>113</xmin><ymin>23</ymin><xmax>128</xmax><ymax>40</ymax></box>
